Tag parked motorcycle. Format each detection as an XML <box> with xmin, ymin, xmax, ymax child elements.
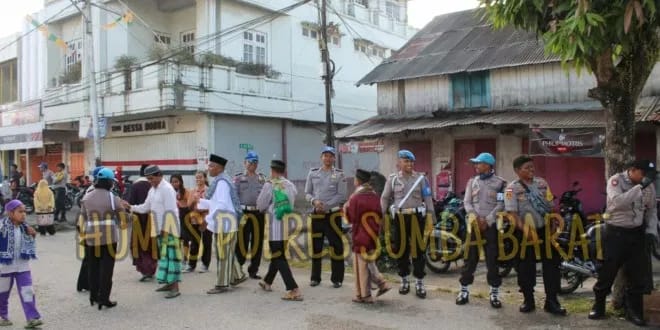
<box><xmin>557</xmin><ymin>219</ymin><xmax>605</xmax><ymax>294</ymax></box>
<box><xmin>17</xmin><ymin>185</ymin><xmax>35</xmax><ymax>215</ymax></box>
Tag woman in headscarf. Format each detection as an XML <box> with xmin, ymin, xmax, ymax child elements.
<box><xmin>170</xmin><ymin>174</ymin><xmax>191</xmax><ymax>269</ymax></box>
<box><xmin>81</xmin><ymin>167</ymin><xmax>125</xmax><ymax>310</ymax></box>
<box><xmin>33</xmin><ymin>180</ymin><xmax>55</xmax><ymax>236</ymax></box>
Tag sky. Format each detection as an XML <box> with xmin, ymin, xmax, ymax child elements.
<box><xmin>0</xmin><ymin>0</ymin><xmax>480</xmax><ymax>39</ymax></box>
<box><xmin>407</xmin><ymin>0</ymin><xmax>480</xmax><ymax>28</ymax></box>
<box><xmin>0</xmin><ymin>0</ymin><xmax>43</xmax><ymax>39</ymax></box>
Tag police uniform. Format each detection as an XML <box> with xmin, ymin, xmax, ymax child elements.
<box><xmin>589</xmin><ymin>166</ymin><xmax>658</xmax><ymax>325</ymax></box>
<box><xmin>458</xmin><ymin>173</ymin><xmax>506</xmax><ymax>304</ymax></box>
<box><xmin>234</xmin><ymin>170</ymin><xmax>267</xmax><ymax>278</ymax></box>
<box><xmin>305</xmin><ymin>147</ymin><xmax>347</xmax><ymax>286</ymax></box>
<box><xmin>504</xmin><ymin>176</ymin><xmax>565</xmax><ymax>314</ymax></box>
<box><xmin>380</xmin><ymin>150</ymin><xmax>434</xmax><ymax>298</ymax></box>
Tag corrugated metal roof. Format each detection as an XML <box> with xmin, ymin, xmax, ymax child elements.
<box><xmin>357</xmin><ymin>9</ymin><xmax>560</xmax><ymax>85</ymax></box>
<box><xmin>337</xmin><ymin>97</ymin><xmax>660</xmax><ymax>139</ymax></box>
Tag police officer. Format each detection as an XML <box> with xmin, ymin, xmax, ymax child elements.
<box><xmin>381</xmin><ymin>149</ymin><xmax>435</xmax><ymax>299</ymax></box>
<box><xmin>456</xmin><ymin>152</ymin><xmax>506</xmax><ymax>308</ymax></box>
<box><xmin>234</xmin><ymin>151</ymin><xmax>267</xmax><ymax>279</ymax></box>
<box><xmin>305</xmin><ymin>146</ymin><xmax>347</xmax><ymax>288</ymax></box>
<box><xmin>589</xmin><ymin>160</ymin><xmax>658</xmax><ymax>326</ymax></box>
<box><xmin>504</xmin><ymin>155</ymin><xmax>566</xmax><ymax>315</ymax></box>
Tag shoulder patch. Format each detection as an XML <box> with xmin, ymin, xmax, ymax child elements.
<box><xmin>505</xmin><ymin>188</ymin><xmax>514</xmax><ymax>201</ymax></box>
<box><xmin>234</xmin><ymin>172</ymin><xmax>244</xmax><ymax>177</ymax></box>
<box><xmin>611</xmin><ymin>179</ymin><xmax>618</xmax><ymax>187</ymax></box>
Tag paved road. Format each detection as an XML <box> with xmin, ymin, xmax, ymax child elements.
<box><xmin>2</xmin><ymin>213</ymin><xmax>643</xmax><ymax>330</ymax></box>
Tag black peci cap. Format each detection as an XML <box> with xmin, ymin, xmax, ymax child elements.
<box><xmin>355</xmin><ymin>169</ymin><xmax>371</xmax><ymax>183</ymax></box>
<box><xmin>209</xmin><ymin>154</ymin><xmax>228</xmax><ymax>166</ymax></box>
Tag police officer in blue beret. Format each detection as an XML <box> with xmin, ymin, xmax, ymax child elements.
<box><xmin>234</xmin><ymin>151</ymin><xmax>267</xmax><ymax>279</ymax></box>
<box><xmin>305</xmin><ymin>146</ymin><xmax>347</xmax><ymax>288</ymax></box>
<box><xmin>381</xmin><ymin>149</ymin><xmax>435</xmax><ymax>299</ymax></box>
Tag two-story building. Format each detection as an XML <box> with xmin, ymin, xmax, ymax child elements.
<box><xmin>337</xmin><ymin>9</ymin><xmax>660</xmax><ymax>214</ymax></box>
<box><xmin>14</xmin><ymin>0</ymin><xmax>416</xmax><ymax>185</ymax></box>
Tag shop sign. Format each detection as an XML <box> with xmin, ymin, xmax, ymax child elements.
<box><xmin>338</xmin><ymin>139</ymin><xmax>385</xmax><ymax>154</ymax></box>
<box><xmin>108</xmin><ymin>118</ymin><xmax>170</xmax><ymax>137</ymax></box>
<box><xmin>530</xmin><ymin>128</ymin><xmax>605</xmax><ymax>157</ymax></box>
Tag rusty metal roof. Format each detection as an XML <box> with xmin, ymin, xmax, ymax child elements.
<box><xmin>357</xmin><ymin>9</ymin><xmax>560</xmax><ymax>85</ymax></box>
<box><xmin>337</xmin><ymin>97</ymin><xmax>660</xmax><ymax>139</ymax></box>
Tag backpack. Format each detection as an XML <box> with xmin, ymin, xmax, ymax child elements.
<box><xmin>272</xmin><ymin>180</ymin><xmax>293</xmax><ymax>220</ymax></box>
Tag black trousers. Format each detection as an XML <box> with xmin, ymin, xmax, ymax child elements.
<box><xmin>310</xmin><ymin>211</ymin><xmax>345</xmax><ymax>284</ymax></box>
<box><xmin>392</xmin><ymin>213</ymin><xmax>427</xmax><ymax>279</ymax></box>
<box><xmin>54</xmin><ymin>187</ymin><xmax>66</xmax><ymax>221</ymax></box>
<box><xmin>459</xmin><ymin>224</ymin><xmax>502</xmax><ymax>287</ymax></box>
<box><xmin>593</xmin><ymin>225</ymin><xmax>647</xmax><ymax>312</ymax></box>
<box><xmin>188</xmin><ymin>225</ymin><xmax>213</xmax><ymax>269</ymax></box>
<box><xmin>264</xmin><ymin>240</ymin><xmax>298</xmax><ymax>291</ymax></box>
<box><xmin>235</xmin><ymin>210</ymin><xmax>265</xmax><ymax>275</ymax></box>
<box><xmin>86</xmin><ymin>244</ymin><xmax>117</xmax><ymax>304</ymax></box>
<box><xmin>516</xmin><ymin>226</ymin><xmax>560</xmax><ymax>298</ymax></box>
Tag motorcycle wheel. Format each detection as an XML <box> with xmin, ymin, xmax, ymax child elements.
<box><xmin>425</xmin><ymin>237</ymin><xmax>454</xmax><ymax>273</ymax></box>
<box><xmin>558</xmin><ymin>269</ymin><xmax>582</xmax><ymax>294</ymax></box>
<box><xmin>23</xmin><ymin>200</ymin><xmax>34</xmax><ymax>215</ymax></box>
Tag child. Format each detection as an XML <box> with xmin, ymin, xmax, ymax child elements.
<box><xmin>0</xmin><ymin>200</ymin><xmax>42</xmax><ymax>328</ymax></box>
<box><xmin>34</xmin><ymin>180</ymin><xmax>56</xmax><ymax>236</ymax></box>
<box><xmin>344</xmin><ymin>169</ymin><xmax>391</xmax><ymax>303</ymax></box>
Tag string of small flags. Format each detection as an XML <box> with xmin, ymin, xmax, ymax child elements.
<box><xmin>102</xmin><ymin>11</ymin><xmax>135</xmax><ymax>30</ymax></box>
<box><xmin>25</xmin><ymin>15</ymin><xmax>66</xmax><ymax>50</ymax></box>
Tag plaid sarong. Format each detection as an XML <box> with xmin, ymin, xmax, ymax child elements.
<box><xmin>156</xmin><ymin>235</ymin><xmax>182</xmax><ymax>284</ymax></box>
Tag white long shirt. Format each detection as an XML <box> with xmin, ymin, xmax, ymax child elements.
<box><xmin>198</xmin><ymin>176</ymin><xmax>237</xmax><ymax>234</ymax></box>
<box><xmin>131</xmin><ymin>180</ymin><xmax>179</xmax><ymax>237</ymax></box>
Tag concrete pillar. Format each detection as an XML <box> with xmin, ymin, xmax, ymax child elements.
<box><xmin>497</xmin><ymin>134</ymin><xmax>522</xmax><ymax>182</ymax></box>
<box><xmin>196</xmin><ymin>0</ymin><xmax>217</xmax><ymax>56</ymax></box>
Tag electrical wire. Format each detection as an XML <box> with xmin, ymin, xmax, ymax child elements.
<box><xmin>0</xmin><ymin>3</ymin><xmax>76</xmax><ymax>55</ymax></box>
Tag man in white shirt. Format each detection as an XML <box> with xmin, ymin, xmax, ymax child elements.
<box><xmin>123</xmin><ymin>165</ymin><xmax>181</xmax><ymax>299</ymax></box>
<box><xmin>199</xmin><ymin>154</ymin><xmax>247</xmax><ymax>294</ymax></box>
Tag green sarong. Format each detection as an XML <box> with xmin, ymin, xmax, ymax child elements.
<box><xmin>156</xmin><ymin>235</ymin><xmax>182</xmax><ymax>284</ymax></box>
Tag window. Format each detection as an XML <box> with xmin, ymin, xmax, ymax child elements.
<box><xmin>180</xmin><ymin>30</ymin><xmax>195</xmax><ymax>54</ymax></box>
<box><xmin>243</xmin><ymin>31</ymin><xmax>267</xmax><ymax>64</ymax></box>
<box><xmin>385</xmin><ymin>1</ymin><xmax>400</xmax><ymax>21</ymax></box>
<box><xmin>302</xmin><ymin>27</ymin><xmax>309</xmax><ymax>37</ymax></box>
<box><xmin>64</xmin><ymin>39</ymin><xmax>82</xmax><ymax>72</ymax></box>
<box><xmin>302</xmin><ymin>27</ymin><xmax>320</xmax><ymax>40</ymax></box>
<box><xmin>154</xmin><ymin>32</ymin><xmax>171</xmax><ymax>45</ymax></box>
<box><xmin>0</xmin><ymin>59</ymin><xmax>17</xmax><ymax>105</ymax></box>
<box><xmin>451</xmin><ymin>71</ymin><xmax>490</xmax><ymax>109</ymax></box>
<box><xmin>355</xmin><ymin>0</ymin><xmax>368</xmax><ymax>7</ymax></box>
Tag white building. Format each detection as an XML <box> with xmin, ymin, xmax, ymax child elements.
<box><xmin>13</xmin><ymin>0</ymin><xmax>415</xmax><ymax>186</ymax></box>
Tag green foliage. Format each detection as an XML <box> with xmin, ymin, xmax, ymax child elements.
<box><xmin>147</xmin><ymin>44</ymin><xmax>169</xmax><ymax>61</ymax></box>
<box><xmin>199</xmin><ymin>52</ymin><xmax>239</xmax><ymax>67</ymax></box>
<box><xmin>114</xmin><ymin>55</ymin><xmax>138</xmax><ymax>71</ymax></box>
<box><xmin>59</xmin><ymin>62</ymin><xmax>82</xmax><ymax>85</ymax></box>
<box><xmin>481</xmin><ymin>0</ymin><xmax>659</xmax><ymax>74</ymax></box>
<box><xmin>236</xmin><ymin>63</ymin><xmax>281</xmax><ymax>79</ymax></box>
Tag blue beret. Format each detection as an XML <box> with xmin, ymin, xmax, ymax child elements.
<box><xmin>245</xmin><ymin>151</ymin><xmax>259</xmax><ymax>162</ymax></box>
<box><xmin>398</xmin><ymin>149</ymin><xmax>415</xmax><ymax>161</ymax></box>
<box><xmin>321</xmin><ymin>146</ymin><xmax>336</xmax><ymax>155</ymax></box>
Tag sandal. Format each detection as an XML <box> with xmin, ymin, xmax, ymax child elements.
<box><xmin>377</xmin><ymin>284</ymin><xmax>392</xmax><ymax>297</ymax></box>
<box><xmin>165</xmin><ymin>290</ymin><xmax>181</xmax><ymax>299</ymax></box>
<box><xmin>258</xmin><ymin>281</ymin><xmax>272</xmax><ymax>292</ymax></box>
<box><xmin>362</xmin><ymin>296</ymin><xmax>375</xmax><ymax>304</ymax></box>
<box><xmin>352</xmin><ymin>296</ymin><xmax>364</xmax><ymax>303</ymax></box>
<box><xmin>281</xmin><ymin>291</ymin><xmax>303</xmax><ymax>301</ymax></box>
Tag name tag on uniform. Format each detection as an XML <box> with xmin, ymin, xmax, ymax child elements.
<box><xmin>496</xmin><ymin>192</ymin><xmax>504</xmax><ymax>201</ymax></box>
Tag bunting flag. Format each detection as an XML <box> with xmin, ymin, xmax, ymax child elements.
<box><xmin>102</xmin><ymin>11</ymin><xmax>135</xmax><ymax>30</ymax></box>
<box><xmin>26</xmin><ymin>15</ymin><xmax>67</xmax><ymax>50</ymax></box>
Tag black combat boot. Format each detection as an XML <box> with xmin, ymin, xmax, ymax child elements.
<box><xmin>519</xmin><ymin>292</ymin><xmax>535</xmax><ymax>313</ymax></box>
<box><xmin>625</xmin><ymin>294</ymin><xmax>646</xmax><ymax>326</ymax></box>
<box><xmin>588</xmin><ymin>295</ymin><xmax>606</xmax><ymax>320</ymax></box>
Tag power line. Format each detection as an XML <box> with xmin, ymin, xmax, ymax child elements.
<box><xmin>0</xmin><ymin>3</ymin><xmax>76</xmax><ymax>55</ymax></box>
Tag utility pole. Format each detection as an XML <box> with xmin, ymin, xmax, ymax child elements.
<box><xmin>319</xmin><ymin>0</ymin><xmax>334</xmax><ymax>147</ymax></box>
<box><xmin>83</xmin><ymin>0</ymin><xmax>102</xmax><ymax>166</ymax></box>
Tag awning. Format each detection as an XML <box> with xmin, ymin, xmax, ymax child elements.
<box><xmin>337</xmin><ymin>97</ymin><xmax>660</xmax><ymax>140</ymax></box>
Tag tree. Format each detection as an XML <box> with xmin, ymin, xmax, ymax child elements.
<box><xmin>481</xmin><ymin>0</ymin><xmax>659</xmax><ymax>310</ymax></box>
<box><xmin>481</xmin><ymin>0</ymin><xmax>659</xmax><ymax>176</ymax></box>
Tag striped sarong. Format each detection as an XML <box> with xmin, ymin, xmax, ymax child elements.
<box><xmin>156</xmin><ymin>235</ymin><xmax>182</xmax><ymax>284</ymax></box>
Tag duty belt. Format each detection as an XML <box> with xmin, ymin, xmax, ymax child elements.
<box><xmin>398</xmin><ymin>207</ymin><xmax>426</xmax><ymax>215</ymax></box>
<box><xmin>326</xmin><ymin>206</ymin><xmax>341</xmax><ymax>214</ymax></box>
<box><xmin>241</xmin><ymin>205</ymin><xmax>258</xmax><ymax>211</ymax></box>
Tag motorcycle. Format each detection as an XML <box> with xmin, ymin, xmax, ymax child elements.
<box><xmin>16</xmin><ymin>185</ymin><xmax>35</xmax><ymax>215</ymax></box>
<box><xmin>558</xmin><ymin>220</ymin><xmax>605</xmax><ymax>294</ymax></box>
<box><xmin>556</xmin><ymin>180</ymin><xmax>605</xmax><ymax>294</ymax></box>
<box><xmin>425</xmin><ymin>192</ymin><xmax>514</xmax><ymax>276</ymax></box>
